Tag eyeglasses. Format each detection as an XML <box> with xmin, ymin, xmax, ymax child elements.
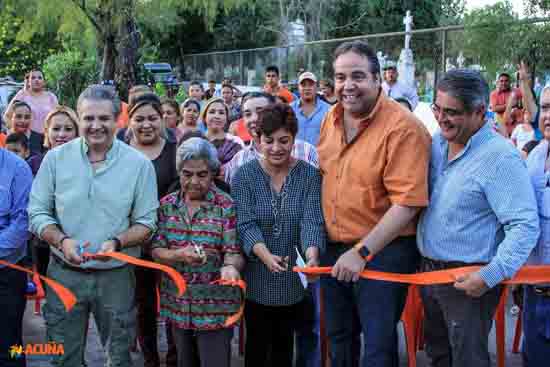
<box><xmin>431</xmin><ymin>103</ymin><xmax>465</xmax><ymax>118</ymax></box>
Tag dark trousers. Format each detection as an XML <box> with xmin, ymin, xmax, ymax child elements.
<box><xmin>34</xmin><ymin>245</ymin><xmax>50</xmax><ymax>276</ymax></box>
<box><xmin>171</xmin><ymin>326</ymin><xmax>232</xmax><ymax>367</ymax></box>
<box><xmin>244</xmin><ymin>299</ymin><xmax>304</xmax><ymax>367</ymax></box>
<box><xmin>420</xmin><ymin>259</ymin><xmax>502</xmax><ymax>367</ymax></box>
<box><xmin>321</xmin><ymin>236</ymin><xmax>419</xmax><ymax>367</ymax></box>
<box><xmin>295</xmin><ymin>282</ymin><xmax>320</xmax><ymax>367</ymax></box>
<box><xmin>522</xmin><ymin>286</ymin><xmax>550</xmax><ymax>366</ymax></box>
<box><xmin>0</xmin><ymin>264</ymin><xmax>27</xmax><ymax>367</ymax></box>
<box><xmin>135</xmin><ymin>266</ymin><xmax>160</xmax><ymax>367</ymax></box>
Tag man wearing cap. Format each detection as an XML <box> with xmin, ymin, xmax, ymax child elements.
<box><xmin>291</xmin><ymin>72</ymin><xmax>331</xmax><ymax>145</ymax></box>
<box><xmin>381</xmin><ymin>61</ymin><xmax>419</xmax><ymax>111</ymax></box>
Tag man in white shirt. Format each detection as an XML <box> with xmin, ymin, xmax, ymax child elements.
<box><xmin>381</xmin><ymin>61</ymin><xmax>419</xmax><ymax>111</ymax></box>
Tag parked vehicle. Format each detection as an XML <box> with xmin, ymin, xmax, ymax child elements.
<box><xmin>143</xmin><ymin>63</ymin><xmax>178</xmax><ymax>86</ymax></box>
<box><xmin>0</xmin><ymin>78</ymin><xmax>23</xmax><ymax>130</ymax></box>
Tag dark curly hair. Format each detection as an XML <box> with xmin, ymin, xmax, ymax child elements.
<box><xmin>257</xmin><ymin>103</ymin><xmax>298</xmax><ymax>138</ymax></box>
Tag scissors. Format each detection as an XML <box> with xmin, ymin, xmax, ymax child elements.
<box><xmin>194</xmin><ymin>244</ymin><xmax>207</xmax><ymax>265</ymax></box>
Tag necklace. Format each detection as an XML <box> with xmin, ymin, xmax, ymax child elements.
<box><xmin>90</xmin><ymin>158</ymin><xmax>106</xmax><ymax>164</ymax></box>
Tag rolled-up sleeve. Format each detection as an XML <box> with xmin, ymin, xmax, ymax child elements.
<box><xmin>300</xmin><ymin>170</ymin><xmax>326</xmax><ymax>255</ymax></box>
<box><xmin>0</xmin><ymin>161</ymin><xmax>32</xmax><ymax>258</ymax></box>
<box><xmin>478</xmin><ymin>154</ymin><xmax>540</xmax><ymax>288</ymax></box>
<box><xmin>383</xmin><ymin>127</ymin><xmax>431</xmax><ymax>207</ymax></box>
<box><xmin>28</xmin><ymin>151</ymin><xmax>58</xmax><ymax>238</ymax></box>
<box><xmin>232</xmin><ymin>168</ymin><xmax>265</xmax><ymax>257</ymax></box>
<box><xmin>131</xmin><ymin>160</ymin><xmax>159</xmax><ymax>232</ymax></box>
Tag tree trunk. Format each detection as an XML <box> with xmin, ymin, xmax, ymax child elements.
<box><xmin>100</xmin><ymin>34</ymin><xmax>117</xmax><ymax>82</ymax></box>
<box><xmin>115</xmin><ymin>11</ymin><xmax>139</xmax><ymax>101</ymax></box>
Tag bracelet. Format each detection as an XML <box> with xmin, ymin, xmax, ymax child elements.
<box><xmin>110</xmin><ymin>237</ymin><xmax>122</xmax><ymax>251</ymax></box>
<box><xmin>57</xmin><ymin>235</ymin><xmax>70</xmax><ymax>249</ymax></box>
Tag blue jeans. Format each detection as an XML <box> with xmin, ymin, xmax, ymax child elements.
<box><xmin>522</xmin><ymin>286</ymin><xmax>550</xmax><ymax>366</ymax></box>
<box><xmin>295</xmin><ymin>282</ymin><xmax>321</xmax><ymax>367</ymax></box>
<box><xmin>321</xmin><ymin>236</ymin><xmax>419</xmax><ymax>367</ymax></box>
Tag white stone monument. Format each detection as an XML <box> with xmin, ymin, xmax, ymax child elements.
<box><xmin>456</xmin><ymin>52</ymin><xmax>465</xmax><ymax>68</ymax></box>
<box><xmin>397</xmin><ymin>10</ymin><xmax>415</xmax><ymax>89</ymax></box>
<box><xmin>377</xmin><ymin>51</ymin><xmax>387</xmax><ymax>77</ymax></box>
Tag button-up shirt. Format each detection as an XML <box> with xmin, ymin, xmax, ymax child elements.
<box><xmin>317</xmin><ymin>93</ymin><xmax>431</xmax><ymax>244</ymax></box>
<box><xmin>232</xmin><ymin>159</ymin><xmax>326</xmax><ymax>306</ymax></box>
<box><xmin>382</xmin><ymin>81</ymin><xmax>419</xmax><ymax>110</ymax></box>
<box><xmin>29</xmin><ymin>138</ymin><xmax>159</xmax><ymax>269</ymax></box>
<box><xmin>0</xmin><ymin>148</ymin><xmax>33</xmax><ymax>266</ymax></box>
<box><xmin>291</xmin><ymin>97</ymin><xmax>331</xmax><ymax>145</ymax></box>
<box><xmin>526</xmin><ymin>139</ymin><xmax>550</xmax><ymax>265</ymax></box>
<box><xmin>224</xmin><ymin>139</ymin><xmax>319</xmax><ymax>185</ymax></box>
<box><xmin>417</xmin><ymin>122</ymin><xmax>540</xmax><ymax>288</ymax></box>
<box><xmin>152</xmin><ymin>188</ymin><xmax>241</xmax><ymax>330</ymax></box>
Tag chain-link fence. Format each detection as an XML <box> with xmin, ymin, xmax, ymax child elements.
<box><xmin>180</xmin><ymin>18</ymin><xmax>550</xmax><ymax>102</ymax></box>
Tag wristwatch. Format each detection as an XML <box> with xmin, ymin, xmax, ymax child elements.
<box><xmin>110</xmin><ymin>237</ymin><xmax>122</xmax><ymax>251</ymax></box>
<box><xmin>353</xmin><ymin>243</ymin><xmax>371</xmax><ymax>259</ymax></box>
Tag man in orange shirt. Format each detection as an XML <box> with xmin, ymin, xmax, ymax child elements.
<box><xmin>317</xmin><ymin>41</ymin><xmax>431</xmax><ymax>367</ymax></box>
<box><xmin>263</xmin><ymin>65</ymin><xmax>295</xmax><ymax>103</ymax></box>
<box><xmin>490</xmin><ymin>73</ymin><xmax>522</xmax><ymax>125</ymax></box>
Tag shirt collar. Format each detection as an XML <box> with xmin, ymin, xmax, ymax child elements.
<box><xmin>175</xmin><ymin>186</ymin><xmax>216</xmax><ymax>209</ymax></box>
<box><xmin>295</xmin><ymin>97</ymin><xmax>324</xmax><ymax>115</ymax></box>
<box><xmin>81</xmin><ymin>136</ymin><xmax>119</xmax><ymax>161</ymax></box>
<box><xmin>332</xmin><ymin>88</ymin><xmax>384</xmax><ymax>129</ymax></box>
<box><xmin>439</xmin><ymin>121</ymin><xmax>494</xmax><ymax>162</ymax></box>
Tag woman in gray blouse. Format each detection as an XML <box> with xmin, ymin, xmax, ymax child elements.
<box><xmin>231</xmin><ymin>103</ymin><xmax>326</xmax><ymax>367</ymax></box>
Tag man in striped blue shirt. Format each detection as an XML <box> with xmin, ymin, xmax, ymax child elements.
<box><xmin>417</xmin><ymin>69</ymin><xmax>540</xmax><ymax>367</ymax></box>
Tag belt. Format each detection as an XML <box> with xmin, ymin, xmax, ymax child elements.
<box><xmin>421</xmin><ymin>257</ymin><xmax>486</xmax><ymax>271</ymax></box>
<box><xmin>52</xmin><ymin>255</ymin><xmax>124</xmax><ymax>273</ymax></box>
<box><xmin>533</xmin><ymin>286</ymin><xmax>550</xmax><ymax>297</ymax></box>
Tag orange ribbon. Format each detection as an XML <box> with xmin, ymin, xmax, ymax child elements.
<box><xmin>294</xmin><ymin>265</ymin><xmax>550</xmax><ymax>285</ymax></box>
<box><xmin>211</xmin><ymin>279</ymin><xmax>247</xmax><ymax>327</ymax></box>
<box><xmin>0</xmin><ymin>260</ymin><xmax>77</xmax><ymax>312</ymax></box>
<box><xmin>83</xmin><ymin>252</ymin><xmax>187</xmax><ymax>297</ymax></box>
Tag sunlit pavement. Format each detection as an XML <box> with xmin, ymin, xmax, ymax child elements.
<box><xmin>23</xmin><ymin>295</ymin><xmax>523</xmax><ymax>367</ymax></box>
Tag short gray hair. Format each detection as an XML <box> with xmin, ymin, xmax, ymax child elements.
<box><xmin>436</xmin><ymin>69</ymin><xmax>489</xmax><ymax>112</ymax></box>
<box><xmin>77</xmin><ymin>84</ymin><xmax>121</xmax><ymax>118</ymax></box>
<box><xmin>176</xmin><ymin>137</ymin><xmax>220</xmax><ymax>173</ymax></box>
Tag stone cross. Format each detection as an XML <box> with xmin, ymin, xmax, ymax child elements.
<box><xmin>457</xmin><ymin>52</ymin><xmax>465</xmax><ymax>68</ymax></box>
<box><xmin>404</xmin><ymin>10</ymin><xmax>413</xmax><ymax>50</ymax></box>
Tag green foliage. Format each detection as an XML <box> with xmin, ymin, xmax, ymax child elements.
<box><xmin>463</xmin><ymin>1</ymin><xmax>517</xmax><ymax>78</ymax></box>
<box><xmin>463</xmin><ymin>1</ymin><xmax>550</xmax><ymax>82</ymax></box>
<box><xmin>0</xmin><ymin>4</ymin><xmax>61</xmax><ymax>80</ymax></box>
<box><xmin>174</xmin><ymin>85</ymin><xmax>188</xmax><ymax>104</ymax></box>
<box><xmin>42</xmin><ymin>50</ymin><xmax>99</xmax><ymax>108</ymax></box>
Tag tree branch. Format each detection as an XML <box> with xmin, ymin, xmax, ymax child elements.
<box><xmin>71</xmin><ymin>0</ymin><xmax>103</xmax><ymax>34</ymax></box>
<box><xmin>259</xmin><ymin>24</ymin><xmax>287</xmax><ymax>38</ymax></box>
<box><xmin>326</xmin><ymin>9</ymin><xmax>370</xmax><ymax>33</ymax></box>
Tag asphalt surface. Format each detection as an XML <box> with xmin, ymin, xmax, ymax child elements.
<box><xmin>23</xmin><ymin>296</ymin><xmax>524</xmax><ymax>367</ymax></box>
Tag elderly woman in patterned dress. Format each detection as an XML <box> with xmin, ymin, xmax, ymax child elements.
<box><xmin>231</xmin><ymin>103</ymin><xmax>326</xmax><ymax>367</ymax></box>
<box><xmin>152</xmin><ymin>137</ymin><xmax>245</xmax><ymax>367</ymax></box>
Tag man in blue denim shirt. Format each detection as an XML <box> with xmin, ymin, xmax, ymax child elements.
<box><xmin>0</xmin><ymin>147</ymin><xmax>33</xmax><ymax>367</ymax></box>
<box><xmin>417</xmin><ymin>69</ymin><xmax>540</xmax><ymax>367</ymax></box>
<box><xmin>291</xmin><ymin>72</ymin><xmax>331</xmax><ymax>145</ymax></box>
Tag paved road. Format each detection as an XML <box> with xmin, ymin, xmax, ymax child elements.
<box><xmin>23</xmin><ymin>297</ymin><xmax>523</xmax><ymax>367</ymax></box>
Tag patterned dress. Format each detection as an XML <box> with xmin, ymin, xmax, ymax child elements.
<box><xmin>152</xmin><ymin>186</ymin><xmax>241</xmax><ymax>330</ymax></box>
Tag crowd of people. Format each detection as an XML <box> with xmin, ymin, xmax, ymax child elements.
<box><xmin>0</xmin><ymin>39</ymin><xmax>549</xmax><ymax>367</ymax></box>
